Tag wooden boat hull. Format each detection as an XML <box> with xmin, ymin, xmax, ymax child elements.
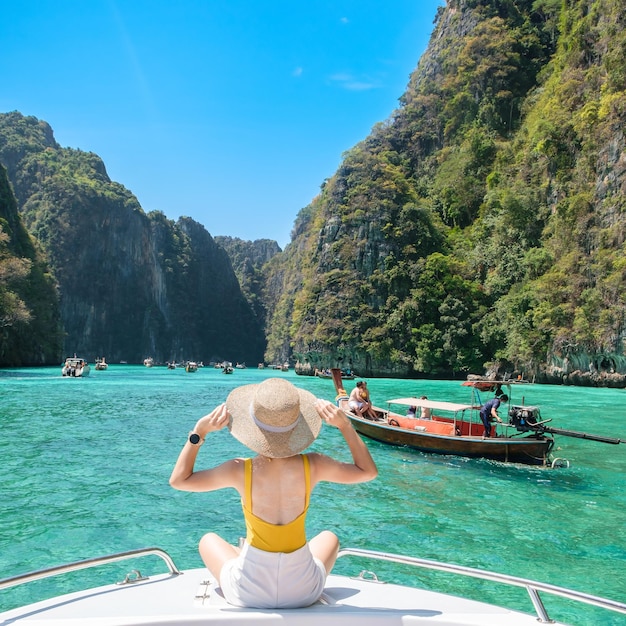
<box><xmin>346</xmin><ymin>413</ymin><xmax>553</xmax><ymax>465</ymax></box>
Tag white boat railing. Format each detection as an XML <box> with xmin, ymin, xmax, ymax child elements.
<box><xmin>0</xmin><ymin>547</ymin><xmax>181</xmax><ymax>592</ymax></box>
<box><xmin>336</xmin><ymin>547</ymin><xmax>626</xmax><ymax>624</ymax></box>
<box><xmin>1</xmin><ymin>546</ymin><xmax>625</xmax><ymax>624</ymax></box>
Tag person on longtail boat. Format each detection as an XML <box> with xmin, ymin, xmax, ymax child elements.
<box><xmin>348</xmin><ymin>381</ymin><xmax>367</xmax><ymax>417</ymax></box>
<box><xmin>349</xmin><ymin>381</ymin><xmax>377</xmax><ymax>419</ymax></box>
<box><xmin>479</xmin><ymin>394</ymin><xmax>509</xmax><ymax>437</ymax></box>
<box><xmin>419</xmin><ymin>395</ymin><xmax>431</xmax><ymax>419</ymax></box>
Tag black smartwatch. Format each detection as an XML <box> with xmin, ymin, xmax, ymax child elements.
<box><xmin>188</xmin><ymin>432</ymin><xmax>204</xmax><ymax>445</ymax></box>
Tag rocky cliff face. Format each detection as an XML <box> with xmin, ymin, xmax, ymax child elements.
<box><xmin>0</xmin><ymin>162</ymin><xmax>62</xmax><ymax>364</ymax></box>
<box><xmin>214</xmin><ymin>236</ymin><xmax>281</xmax><ymax>334</ymax></box>
<box><xmin>263</xmin><ymin>0</ymin><xmax>626</xmax><ymax>386</ymax></box>
<box><xmin>0</xmin><ymin>112</ymin><xmax>265</xmax><ymax>365</ymax></box>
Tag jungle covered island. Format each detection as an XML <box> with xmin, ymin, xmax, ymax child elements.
<box><xmin>263</xmin><ymin>0</ymin><xmax>626</xmax><ymax>385</ymax></box>
<box><xmin>0</xmin><ymin>113</ymin><xmax>265</xmax><ymax>366</ymax></box>
<box><xmin>0</xmin><ymin>0</ymin><xmax>625</xmax><ymax>386</ymax></box>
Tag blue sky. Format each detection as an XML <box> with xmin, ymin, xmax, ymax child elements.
<box><xmin>2</xmin><ymin>1</ymin><xmax>444</xmax><ymax>249</ymax></box>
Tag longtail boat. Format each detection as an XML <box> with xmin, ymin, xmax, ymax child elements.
<box><xmin>331</xmin><ymin>370</ymin><xmax>621</xmax><ymax>466</ymax></box>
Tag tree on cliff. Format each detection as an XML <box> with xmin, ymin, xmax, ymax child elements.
<box><xmin>0</xmin><ymin>163</ymin><xmax>62</xmax><ymax>365</ymax></box>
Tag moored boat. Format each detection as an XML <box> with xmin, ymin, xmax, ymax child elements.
<box><xmin>316</xmin><ymin>368</ymin><xmax>355</xmax><ymax>380</ymax></box>
<box><xmin>0</xmin><ymin>545</ymin><xmax>624</xmax><ymax>624</ymax></box>
<box><xmin>185</xmin><ymin>361</ymin><xmax>199</xmax><ymax>373</ymax></box>
<box><xmin>143</xmin><ymin>357</ymin><xmax>154</xmax><ymax>367</ymax></box>
<box><xmin>331</xmin><ymin>370</ymin><xmax>620</xmax><ymax>466</ymax></box>
<box><xmin>339</xmin><ymin>394</ymin><xmax>554</xmax><ymax>465</ymax></box>
<box><xmin>94</xmin><ymin>357</ymin><xmax>108</xmax><ymax>370</ymax></box>
<box><xmin>61</xmin><ymin>357</ymin><xmax>90</xmax><ymax>378</ymax></box>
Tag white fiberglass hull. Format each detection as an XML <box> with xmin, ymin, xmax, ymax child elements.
<box><xmin>0</xmin><ymin>566</ymin><xmax>572</xmax><ymax>626</ymax></box>
<box><xmin>2</xmin><ymin>547</ymin><xmax>624</xmax><ymax>625</ymax></box>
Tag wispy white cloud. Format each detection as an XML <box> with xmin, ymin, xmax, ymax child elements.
<box><xmin>292</xmin><ymin>67</ymin><xmax>303</xmax><ymax>77</ymax></box>
<box><xmin>329</xmin><ymin>72</ymin><xmax>378</xmax><ymax>91</ymax></box>
<box><xmin>340</xmin><ymin>16</ymin><xmax>349</xmax><ymax>24</ymax></box>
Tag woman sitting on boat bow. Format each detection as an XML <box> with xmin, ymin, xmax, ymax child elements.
<box><xmin>170</xmin><ymin>378</ymin><xmax>377</xmax><ymax>609</ymax></box>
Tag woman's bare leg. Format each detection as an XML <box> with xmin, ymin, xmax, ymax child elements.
<box><xmin>198</xmin><ymin>532</ymin><xmax>240</xmax><ymax>580</ymax></box>
<box><xmin>309</xmin><ymin>530</ymin><xmax>340</xmax><ymax>574</ymax></box>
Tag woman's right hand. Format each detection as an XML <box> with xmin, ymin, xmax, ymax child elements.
<box><xmin>315</xmin><ymin>399</ymin><xmax>351</xmax><ymax>429</ymax></box>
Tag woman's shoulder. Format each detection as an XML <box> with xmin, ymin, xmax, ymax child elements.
<box><xmin>219</xmin><ymin>457</ymin><xmax>248</xmax><ymax>475</ymax></box>
<box><xmin>306</xmin><ymin>451</ymin><xmax>340</xmax><ymax>474</ymax></box>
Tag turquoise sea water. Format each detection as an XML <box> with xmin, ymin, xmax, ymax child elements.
<box><xmin>0</xmin><ymin>365</ymin><xmax>625</xmax><ymax>624</ymax></box>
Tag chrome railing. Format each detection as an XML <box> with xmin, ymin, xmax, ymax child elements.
<box><xmin>337</xmin><ymin>547</ymin><xmax>626</xmax><ymax>624</ymax></box>
<box><xmin>0</xmin><ymin>547</ymin><xmax>181</xmax><ymax>592</ymax></box>
<box><xmin>2</xmin><ymin>545</ymin><xmax>624</xmax><ymax>624</ymax></box>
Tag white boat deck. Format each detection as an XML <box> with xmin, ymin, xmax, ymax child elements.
<box><xmin>2</xmin><ymin>548</ymin><xmax>624</xmax><ymax>625</ymax></box>
<box><xmin>0</xmin><ymin>567</ymin><xmax>571</xmax><ymax>625</ymax></box>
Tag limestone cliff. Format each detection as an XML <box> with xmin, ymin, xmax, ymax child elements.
<box><xmin>263</xmin><ymin>0</ymin><xmax>626</xmax><ymax>386</ymax></box>
<box><xmin>0</xmin><ymin>162</ymin><xmax>62</xmax><ymax>364</ymax></box>
<box><xmin>214</xmin><ymin>236</ymin><xmax>281</xmax><ymax>332</ymax></box>
<box><xmin>0</xmin><ymin>112</ymin><xmax>265</xmax><ymax>365</ymax></box>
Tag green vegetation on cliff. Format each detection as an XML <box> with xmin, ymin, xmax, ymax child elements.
<box><xmin>0</xmin><ymin>163</ymin><xmax>62</xmax><ymax>364</ymax></box>
<box><xmin>264</xmin><ymin>0</ymin><xmax>626</xmax><ymax>383</ymax></box>
<box><xmin>0</xmin><ymin>113</ymin><xmax>265</xmax><ymax>365</ymax></box>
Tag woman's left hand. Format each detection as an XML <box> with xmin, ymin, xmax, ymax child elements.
<box><xmin>194</xmin><ymin>403</ymin><xmax>230</xmax><ymax>437</ymax></box>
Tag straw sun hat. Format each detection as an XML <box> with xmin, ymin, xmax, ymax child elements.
<box><xmin>226</xmin><ymin>378</ymin><xmax>322</xmax><ymax>458</ymax></box>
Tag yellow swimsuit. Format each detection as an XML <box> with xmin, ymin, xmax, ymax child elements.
<box><xmin>242</xmin><ymin>454</ymin><xmax>310</xmax><ymax>553</ymax></box>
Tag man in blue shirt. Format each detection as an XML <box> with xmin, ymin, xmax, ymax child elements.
<box><xmin>479</xmin><ymin>394</ymin><xmax>509</xmax><ymax>437</ymax></box>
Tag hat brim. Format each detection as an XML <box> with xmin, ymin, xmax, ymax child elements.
<box><xmin>226</xmin><ymin>383</ymin><xmax>322</xmax><ymax>458</ymax></box>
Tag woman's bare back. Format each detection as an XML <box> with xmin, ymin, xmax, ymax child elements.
<box><xmin>247</xmin><ymin>455</ymin><xmax>307</xmax><ymax>525</ymax></box>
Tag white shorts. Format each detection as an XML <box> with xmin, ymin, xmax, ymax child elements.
<box><xmin>349</xmin><ymin>400</ymin><xmax>364</xmax><ymax>410</ymax></box>
<box><xmin>219</xmin><ymin>541</ymin><xmax>326</xmax><ymax>609</ymax></box>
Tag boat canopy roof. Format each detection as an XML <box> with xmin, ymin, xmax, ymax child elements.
<box><xmin>386</xmin><ymin>397</ymin><xmax>473</xmax><ymax>413</ymax></box>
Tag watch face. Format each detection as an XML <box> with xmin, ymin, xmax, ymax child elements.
<box><xmin>189</xmin><ymin>433</ymin><xmax>201</xmax><ymax>444</ymax></box>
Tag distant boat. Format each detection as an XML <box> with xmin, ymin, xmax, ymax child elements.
<box><xmin>235</xmin><ymin>362</ymin><xmax>246</xmax><ymax>369</ymax></box>
<box><xmin>316</xmin><ymin>368</ymin><xmax>355</xmax><ymax>380</ymax></box>
<box><xmin>272</xmin><ymin>362</ymin><xmax>290</xmax><ymax>371</ymax></box>
<box><xmin>185</xmin><ymin>362</ymin><xmax>199</xmax><ymax>373</ymax></box>
<box><xmin>222</xmin><ymin>365</ymin><xmax>234</xmax><ymax>374</ymax></box>
<box><xmin>94</xmin><ymin>357</ymin><xmax>108</xmax><ymax>371</ymax></box>
<box><xmin>167</xmin><ymin>362</ymin><xmax>176</xmax><ymax>370</ymax></box>
<box><xmin>62</xmin><ymin>357</ymin><xmax>90</xmax><ymax>378</ymax></box>
<box><xmin>143</xmin><ymin>357</ymin><xmax>154</xmax><ymax>367</ymax></box>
